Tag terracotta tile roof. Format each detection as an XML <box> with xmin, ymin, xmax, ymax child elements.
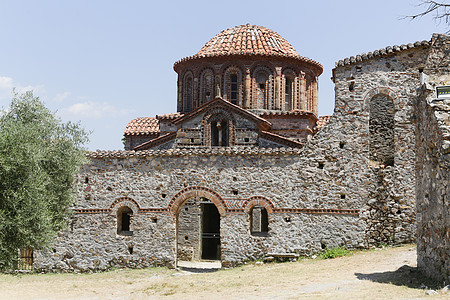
<box><xmin>335</xmin><ymin>40</ymin><xmax>430</xmax><ymax>67</ymax></box>
<box><xmin>156</xmin><ymin>112</ymin><xmax>184</xmax><ymax>120</ymax></box>
<box><xmin>316</xmin><ymin>115</ymin><xmax>332</xmax><ymax>131</ymax></box>
<box><xmin>124</xmin><ymin>117</ymin><xmax>160</xmax><ymax>136</ymax></box>
<box><xmin>174</xmin><ymin>24</ymin><xmax>322</xmax><ymax>73</ymax></box>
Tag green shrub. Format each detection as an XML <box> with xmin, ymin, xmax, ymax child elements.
<box><xmin>320</xmin><ymin>247</ymin><xmax>351</xmax><ymax>259</ymax></box>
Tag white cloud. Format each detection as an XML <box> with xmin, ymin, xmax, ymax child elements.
<box><xmin>60</xmin><ymin>101</ymin><xmax>135</xmax><ymax>119</ymax></box>
<box><xmin>53</xmin><ymin>91</ymin><xmax>71</xmax><ymax>103</ymax></box>
<box><xmin>0</xmin><ymin>76</ymin><xmax>45</xmax><ymax>102</ymax></box>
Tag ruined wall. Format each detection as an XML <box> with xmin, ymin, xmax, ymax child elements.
<box><xmin>333</xmin><ymin>43</ymin><xmax>430</xmax><ymax>245</ymax></box>
<box><xmin>415</xmin><ymin>33</ymin><xmax>450</xmax><ymax>284</ymax></box>
<box><xmin>415</xmin><ymin>85</ymin><xmax>450</xmax><ymax>284</ymax></box>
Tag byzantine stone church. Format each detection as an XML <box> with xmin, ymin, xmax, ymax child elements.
<box><xmin>31</xmin><ymin>25</ymin><xmax>448</xmax><ymax>283</ymax></box>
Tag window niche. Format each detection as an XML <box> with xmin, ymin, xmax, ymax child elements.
<box><xmin>369</xmin><ymin>94</ymin><xmax>395</xmax><ymax>166</ymax></box>
<box><xmin>211</xmin><ymin>120</ymin><xmax>229</xmax><ymax>147</ymax></box>
<box><xmin>183</xmin><ymin>73</ymin><xmax>193</xmax><ymax>113</ymax></box>
<box><xmin>117</xmin><ymin>206</ymin><xmax>133</xmax><ymax>236</ymax></box>
<box><xmin>250</xmin><ymin>205</ymin><xmax>269</xmax><ymax>236</ymax></box>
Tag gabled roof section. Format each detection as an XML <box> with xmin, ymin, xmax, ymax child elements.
<box><xmin>124</xmin><ymin>117</ymin><xmax>159</xmax><ymax>136</ymax></box>
<box><xmin>173</xmin><ymin>97</ymin><xmax>272</xmax><ymax>130</ymax></box>
<box><xmin>133</xmin><ymin>132</ymin><xmax>177</xmax><ymax>151</ymax></box>
<box><xmin>259</xmin><ymin>131</ymin><xmax>304</xmax><ymax>148</ymax></box>
<box><xmin>335</xmin><ymin>39</ymin><xmax>430</xmax><ymax>68</ymax></box>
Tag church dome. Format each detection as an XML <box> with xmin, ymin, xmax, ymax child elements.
<box><xmin>174</xmin><ymin>24</ymin><xmax>322</xmax><ymax>71</ymax></box>
<box><xmin>198</xmin><ymin>24</ymin><xmax>300</xmax><ymax>57</ymax></box>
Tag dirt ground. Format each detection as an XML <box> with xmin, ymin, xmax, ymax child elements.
<box><xmin>0</xmin><ymin>244</ymin><xmax>448</xmax><ymax>300</ymax></box>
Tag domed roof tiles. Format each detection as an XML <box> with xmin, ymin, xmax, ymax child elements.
<box><xmin>174</xmin><ymin>24</ymin><xmax>322</xmax><ymax>71</ymax></box>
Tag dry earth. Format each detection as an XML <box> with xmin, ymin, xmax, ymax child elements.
<box><xmin>0</xmin><ymin>245</ymin><xmax>448</xmax><ymax>300</ymax></box>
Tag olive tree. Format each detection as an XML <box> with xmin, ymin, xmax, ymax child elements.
<box><xmin>0</xmin><ymin>91</ymin><xmax>89</xmax><ymax>270</ymax></box>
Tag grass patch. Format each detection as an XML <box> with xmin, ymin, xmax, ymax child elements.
<box><xmin>320</xmin><ymin>246</ymin><xmax>352</xmax><ymax>259</ymax></box>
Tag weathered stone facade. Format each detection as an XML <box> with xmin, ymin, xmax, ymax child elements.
<box><xmin>32</xmin><ymin>27</ymin><xmax>449</xmax><ymax>279</ymax></box>
<box><xmin>415</xmin><ymin>34</ymin><xmax>450</xmax><ymax>284</ymax></box>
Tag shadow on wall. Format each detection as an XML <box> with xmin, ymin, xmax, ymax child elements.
<box><xmin>355</xmin><ymin>265</ymin><xmax>445</xmax><ymax>290</ymax></box>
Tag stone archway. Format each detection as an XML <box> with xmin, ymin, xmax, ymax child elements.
<box><xmin>168</xmin><ymin>186</ymin><xmax>227</xmax><ymax>216</ymax></box>
<box><xmin>168</xmin><ymin>187</ymin><xmax>226</xmax><ymax>263</ymax></box>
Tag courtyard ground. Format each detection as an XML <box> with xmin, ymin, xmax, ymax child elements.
<box><xmin>0</xmin><ymin>244</ymin><xmax>448</xmax><ymax>299</ymax></box>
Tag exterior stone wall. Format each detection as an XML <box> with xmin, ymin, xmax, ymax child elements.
<box><xmin>415</xmin><ymin>34</ymin><xmax>450</xmax><ymax>284</ymax></box>
<box><xmin>33</xmin><ymin>33</ymin><xmax>449</xmax><ymax>275</ymax></box>
<box><xmin>332</xmin><ymin>45</ymin><xmax>428</xmax><ymax>245</ymax></box>
<box><xmin>415</xmin><ymin>85</ymin><xmax>449</xmax><ymax>284</ymax></box>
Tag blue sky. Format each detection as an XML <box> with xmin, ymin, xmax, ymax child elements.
<box><xmin>0</xmin><ymin>0</ymin><xmax>447</xmax><ymax>150</ymax></box>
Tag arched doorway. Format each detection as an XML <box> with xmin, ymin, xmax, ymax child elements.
<box><xmin>177</xmin><ymin>197</ymin><xmax>221</xmax><ymax>261</ymax></box>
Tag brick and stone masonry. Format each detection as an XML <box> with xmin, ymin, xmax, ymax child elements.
<box><xmin>32</xmin><ymin>28</ymin><xmax>449</xmax><ymax>283</ymax></box>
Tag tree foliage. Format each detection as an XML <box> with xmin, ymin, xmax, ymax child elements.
<box><xmin>0</xmin><ymin>91</ymin><xmax>89</xmax><ymax>270</ymax></box>
<box><xmin>407</xmin><ymin>1</ymin><xmax>450</xmax><ymax>32</ymax></box>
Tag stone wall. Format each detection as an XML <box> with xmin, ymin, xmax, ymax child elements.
<box><xmin>415</xmin><ymin>34</ymin><xmax>450</xmax><ymax>284</ymax></box>
<box><xmin>415</xmin><ymin>85</ymin><xmax>449</xmax><ymax>284</ymax></box>
<box><xmin>33</xmin><ymin>34</ymin><xmax>449</xmax><ymax>273</ymax></box>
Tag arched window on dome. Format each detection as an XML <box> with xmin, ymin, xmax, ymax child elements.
<box><xmin>200</xmin><ymin>69</ymin><xmax>214</xmax><ymax>106</ymax></box>
<box><xmin>252</xmin><ymin>66</ymin><xmax>271</xmax><ymax>109</ymax></box>
<box><xmin>224</xmin><ymin>66</ymin><xmax>242</xmax><ymax>106</ymax></box>
<box><xmin>283</xmin><ymin>69</ymin><xmax>296</xmax><ymax>111</ymax></box>
<box><xmin>183</xmin><ymin>72</ymin><xmax>193</xmax><ymax>113</ymax></box>
<box><xmin>305</xmin><ymin>75</ymin><xmax>312</xmax><ymax>111</ymax></box>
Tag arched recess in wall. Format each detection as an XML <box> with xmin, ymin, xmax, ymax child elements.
<box><xmin>252</xmin><ymin>65</ymin><xmax>273</xmax><ymax>109</ymax></box>
<box><xmin>199</xmin><ymin>68</ymin><xmax>214</xmax><ymax>106</ymax></box>
<box><xmin>168</xmin><ymin>186</ymin><xmax>227</xmax><ymax>216</ymax></box>
<box><xmin>243</xmin><ymin>196</ymin><xmax>274</xmax><ymax>236</ymax></box>
<box><xmin>304</xmin><ymin>74</ymin><xmax>313</xmax><ymax>111</ymax></box>
<box><xmin>223</xmin><ymin>66</ymin><xmax>243</xmax><ymax>106</ymax></box>
<box><xmin>110</xmin><ymin>197</ymin><xmax>140</xmax><ymax>236</ymax></box>
<box><xmin>242</xmin><ymin>196</ymin><xmax>275</xmax><ymax>214</ymax></box>
<box><xmin>365</xmin><ymin>87</ymin><xmax>397</xmax><ymax>167</ymax></box>
<box><xmin>183</xmin><ymin>71</ymin><xmax>194</xmax><ymax>113</ymax></box>
<box><xmin>201</xmin><ymin>108</ymin><xmax>236</xmax><ymax>147</ymax></box>
<box><xmin>283</xmin><ymin>69</ymin><xmax>297</xmax><ymax>111</ymax></box>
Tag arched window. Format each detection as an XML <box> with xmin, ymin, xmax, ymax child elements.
<box><xmin>250</xmin><ymin>205</ymin><xmax>268</xmax><ymax>236</ymax></box>
<box><xmin>369</xmin><ymin>94</ymin><xmax>395</xmax><ymax>166</ymax></box>
<box><xmin>252</xmin><ymin>66</ymin><xmax>271</xmax><ymax>109</ymax></box>
<box><xmin>230</xmin><ymin>74</ymin><xmax>238</xmax><ymax>105</ymax></box>
<box><xmin>211</xmin><ymin>120</ymin><xmax>228</xmax><ymax>146</ymax></box>
<box><xmin>183</xmin><ymin>73</ymin><xmax>193</xmax><ymax>112</ymax></box>
<box><xmin>285</xmin><ymin>76</ymin><xmax>293</xmax><ymax>111</ymax></box>
<box><xmin>305</xmin><ymin>75</ymin><xmax>312</xmax><ymax>111</ymax></box>
<box><xmin>117</xmin><ymin>206</ymin><xmax>133</xmax><ymax>236</ymax></box>
<box><xmin>200</xmin><ymin>69</ymin><xmax>214</xmax><ymax>105</ymax></box>
<box><xmin>224</xmin><ymin>66</ymin><xmax>242</xmax><ymax>105</ymax></box>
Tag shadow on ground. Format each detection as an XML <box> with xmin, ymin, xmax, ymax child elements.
<box><xmin>178</xmin><ymin>267</ymin><xmax>219</xmax><ymax>273</ymax></box>
<box><xmin>355</xmin><ymin>265</ymin><xmax>444</xmax><ymax>290</ymax></box>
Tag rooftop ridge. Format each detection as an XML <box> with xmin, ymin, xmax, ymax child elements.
<box><xmin>335</xmin><ymin>39</ymin><xmax>431</xmax><ymax>67</ymax></box>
